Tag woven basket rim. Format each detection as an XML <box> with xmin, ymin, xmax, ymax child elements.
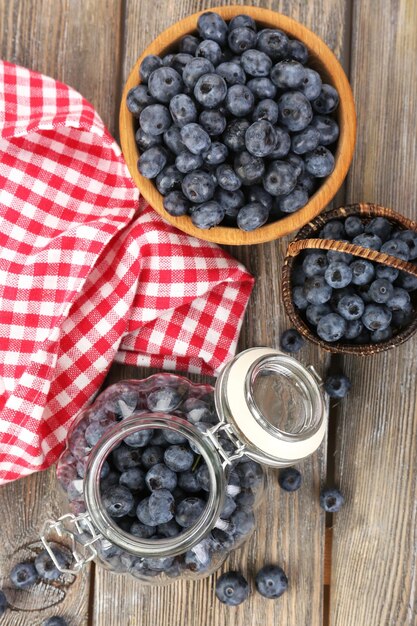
<box><xmin>282</xmin><ymin>203</ymin><xmax>417</xmax><ymax>356</ymax></box>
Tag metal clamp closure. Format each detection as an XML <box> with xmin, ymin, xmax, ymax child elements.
<box><xmin>205</xmin><ymin>421</ymin><xmax>246</xmax><ymax>468</ymax></box>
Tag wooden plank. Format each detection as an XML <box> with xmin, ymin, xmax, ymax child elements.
<box><xmin>0</xmin><ymin>0</ymin><xmax>123</xmax><ymax>623</ymax></box>
<box><xmin>330</xmin><ymin>1</ymin><xmax>417</xmax><ymax>624</ymax></box>
<box><xmin>93</xmin><ymin>1</ymin><xmax>350</xmax><ymax>625</ymax></box>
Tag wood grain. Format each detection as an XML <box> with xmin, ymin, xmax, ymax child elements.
<box><xmin>330</xmin><ymin>0</ymin><xmax>417</xmax><ymax>624</ymax></box>
<box><xmin>0</xmin><ymin>0</ymin><xmax>123</xmax><ymax>623</ymax></box>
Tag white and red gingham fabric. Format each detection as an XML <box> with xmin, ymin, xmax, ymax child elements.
<box><xmin>0</xmin><ymin>60</ymin><xmax>254</xmax><ymax>484</ymax></box>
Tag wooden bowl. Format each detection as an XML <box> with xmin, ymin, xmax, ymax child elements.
<box><xmin>282</xmin><ymin>203</ymin><xmax>417</xmax><ymax>355</ymax></box>
<box><xmin>120</xmin><ymin>6</ymin><xmax>356</xmax><ymax>245</ymax></box>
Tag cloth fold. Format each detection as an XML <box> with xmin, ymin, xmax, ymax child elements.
<box><xmin>0</xmin><ymin>61</ymin><xmax>254</xmax><ymax>484</ymax></box>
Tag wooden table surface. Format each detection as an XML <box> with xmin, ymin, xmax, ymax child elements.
<box><xmin>0</xmin><ymin>1</ymin><xmax>416</xmax><ymax>625</ymax></box>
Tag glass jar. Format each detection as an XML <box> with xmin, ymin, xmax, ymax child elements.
<box><xmin>42</xmin><ymin>347</ymin><xmax>326</xmax><ymax>583</ymax></box>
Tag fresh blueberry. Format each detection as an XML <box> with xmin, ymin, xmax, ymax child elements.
<box><xmin>220</xmin><ymin>496</ymin><xmax>238</xmax><ymax>519</ymax></box>
<box><xmin>371</xmin><ymin>326</ymin><xmax>393</xmax><ymax>343</ymax></box>
<box><xmin>164</xmin><ymin>445</ymin><xmax>194</xmax><ymax>472</ymax></box>
<box><xmin>135</xmin><ymin>127</ymin><xmax>162</xmax><ymax>152</ymax></box>
<box><xmin>380</xmin><ymin>238</ymin><xmax>410</xmax><ymax>261</ymax></box>
<box><xmin>344</xmin><ymin>319</ymin><xmax>364</xmax><ymax>340</ymax></box>
<box><xmin>350</xmin><ymin>259</ymin><xmax>375</xmax><ymax>285</ymax></box>
<box><xmin>194</xmin><ymin>73</ymin><xmax>227</xmax><ymax>108</ymax></box>
<box><xmin>179</xmin><ymin>34</ymin><xmax>201</xmax><ymax>55</ymax></box>
<box><xmin>263</xmin><ymin>160</ymin><xmax>297</xmax><ymax>196</ymax></box>
<box><xmin>324</xmin><ymin>374</ymin><xmax>351</xmax><ymax>398</ymax></box>
<box><xmin>327</xmin><ymin>245</ymin><xmax>353</xmax><ymax>264</ymax></box>
<box><xmin>325</xmin><ymin>262</ymin><xmax>352</xmax><ymax>288</ymax></box>
<box><xmin>387</xmin><ymin>287</ymin><xmax>411</xmax><ymax>311</ymax></box>
<box><xmin>162</xmin><ymin>53</ymin><xmax>175</xmax><ymax>67</ymax></box>
<box><xmin>362</xmin><ymin>304</ymin><xmax>392</xmax><ymax>331</ymax></box>
<box><xmin>119</xmin><ymin>467</ymin><xmax>146</xmax><ymax>491</ymax></box>
<box><xmin>183</xmin><ymin>58</ymin><xmax>214</xmax><ymax>89</ymax></box>
<box><xmin>140</xmin><ymin>54</ymin><xmax>163</xmax><ymax>83</ymax></box>
<box><xmin>171</xmin><ymin>53</ymin><xmax>194</xmax><ymax>74</ymax></box>
<box><xmin>84</xmin><ymin>420</ymin><xmax>113</xmax><ymax>447</ymax></box>
<box><xmin>169</xmin><ymin>94</ymin><xmax>197</xmax><ymax>128</ymax></box>
<box><xmin>180</xmin><ymin>123</ymin><xmax>211</xmax><ymax>155</ymax></box>
<box><xmin>304</xmin><ymin>276</ymin><xmax>333</xmax><ymax>305</ymax></box>
<box><xmin>247</xmin><ymin>77</ymin><xmax>277</xmax><ymax>99</ymax></box>
<box><xmin>162</xmin><ymin>429</ymin><xmax>188</xmax><ymax>445</ymax></box>
<box><xmin>138</xmin><ymin>146</ymin><xmax>167</xmax><ymax>179</ymax></box>
<box><xmin>292</xmin><ymin>286</ymin><xmax>309</xmax><ymax>310</ymax></box>
<box><xmin>139</xmin><ymin>104</ymin><xmax>171</xmax><ymax>136</ymax></box>
<box><xmin>305</xmin><ymin>146</ymin><xmax>335</xmax><ymax>177</ymax></box>
<box><xmin>216</xmin><ymin>61</ymin><xmax>247</xmax><ymax>85</ymax></box>
<box><xmin>229</xmin><ymin>14</ymin><xmax>257</xmax><ymax>31</ymax></box>
<box><xmin>287</xmin><ymin>39</ymin><xmax>309</xmax><ymax>64</ymax></box>
<box><xmin>278</xmin><ymin>186</ymin><xmax>309</xmax><ymax>213</ymax></box>
<box><xmin>163</xmin><ymin>190</ymin><xmax>190</xmax><ymax>217</ymax></box>
<box><xmin>271</xmin><ymin>60</ymin><xmax>306</xmax><ymax>89</ymax></box>
<box><xmin>256</xmin><ymin>29</ymin><xmax>289</xmax><ymax>61</ymax></box>
<box><xmin>369</xmin><ymin>278</ymin><xmax>394</xmax><ymax>304</ymax></box>
<box><xmin>126</xmin><ymin>85</ymin><xmax>155</xmax><ymax>117</ymax></box>
<box><xmin>396</xmin><ymin>271</ymin><xmax>417</xmax><ymax>292</ymax></box>
<box><xmin>175</xmin><ymin>151</ymin><xmax>203</xmax><ymax>174</ymax></box>
<box><xmin>157</xmin><ymin>519</ymin><xmax>181</xmax><ymax>538</ymax></box>
<box><xmin>352</xmin><ymin>233</ymin><xmax>382</xmax><ymax>250</ymax></box>
<box><xmin>226</xmin><ymin>84</ymin><xmax>255</xmax><ymax>117</ymax></box>
<box><xmin>199</xmin><ymin>109</ymin><xmax>227</xmax><ymax>136</ymax></box>
<box><xmin>185</xmin><ymin>539</ymin><xmax>212</xmax><ymax>572</ymax></box>
<box><xmin>177</xmin><ymin>470</ymin><xmax>202</xmax><ymax>493</ymax></box>
<box><xmin>216</xmin><ymin>571</ymin><xmax>249</xmax><ymax>606</ymax></box>
<box><xmin>236</xmin><ymin>460</ymin><xmax>263</xmax><ymax>488</ymax></box>
<box><xmin>237</xmin><ymin>202</ymin><xmax>269</xmax><ymax>231</ymax></box>
<box><xmin>317</xmin><ymin>313</ymin><xmax>347</xmax><ymax>342</ymax></box>
<box><xmin>196</xmin><ymin>463</ymin><xmax>211</xmax><ymax>491</ymax></box>
<box><xmin>267</xmin><ymin>127</ymin><xmax>291</xmax><ymax>159</ymax></box>
<box><xmin>112</xmin><ymin>444</ymin><xmax>142</xmax><ymax>471</ymax></box>
<box><xmin>124</xmin><ymin>428</ymin><xmax>153</xmax><ymax>448</ymax></box>
<box><xmin>278</xmin><ymin>467</ymin><xmax>302</xmax><ymax>492</ymax></box>
<box><xmin>10</xmin><ymin>561</ymin><xmax>39</xmax><ymax>589</ymax></box>
<box><xmin>291</xmin><ymin>126</ymin><xmax>320</xmax><ymax>155</ymax></box>
<box><xmin>375</xmin><ymin>263</ymin><xmax>399</xmax><ymax>282</ymax></box>
<box><xmin>344</xmin><ymin>215</ymin><xmax>364</xmax><ymax>238</ymax></box>
<box><xmin>156</xmin><ymin>165</ymin><xmax>183</xmax><ymax>195</ymax></box>
<box><xmin>234</xmin><ymin>151</ymin><xmax>265</xmax><ymax>185</ymax></box>
<box><xmin>136</xmin><ymin>497</ymin><xmax>158</xmax><ymax>526</ymax></box>
<box><xmin>203</xmin><ymin>142</ymin><xmax>228</xmax><ymax>166</ymax></box>
<box><xmin>228</xmin><ymin>27</ymin><xmax>257</xmax><ymax>54</ymax></box>
<box><xmin>313</xmin><ymin>84</ymin><xmax>340</xmax><ymax>114</ymax></box>
<box><xmin>298</xmin><ymin>173</ymin><xmax>316</xmax><ymax>197</ymax></box>
<box><xmin>287</xmin><ymin>150</ymin><xmax>308</xmax><ymax>177</ymax></box>
<box><xmin>319</xmin><ymin>487</ymin><xmax>345</xmax><ymax>512</ymax></box>
<box><xmin>245</xmin><ymin>120</ymin><xmax>277</xmax><ymax>157</ymax></box>
<box><xmin>255</xmin><ymin>564</ymin><xmax>288</xmax><ymax>599</ymax></box>
<box><xmin>100</xmin><ymin>470</ymin><xmax>121</xmax><ymax>492</ymax></box>
<box><xmin>240</xmin><ymin>49</ymin><xmax>272</xmax><ymax>77</ymax></box>
<box><xmin>145</xmin><ymin>463</ymin><xmax>177</xmax><ymax>491</ymax></box>
<box><xmin>146</xmin><ymin>385</ymin><xmax>186</xmax><ymax>412</ymax></box>
<box><xmin>191</xmin><ymin>201</ymin><xmax>225</xmax><ymax>229</ymax></box>
<box><xmin>148</xmin><ymin>67</ymin><xmax>183</xmax><ymax>103</ymax></box>
<box><xmin>215</xmin><ymin>164</ymin><xmax>241</xmax><ymax>191</ymax></box>
<box><xmin>280</xmin><ymin>328</ymin><xmax>304</xmax><ymax>353</ymax></box>
<box><xmin>102</xmin><ymin>485</ymin><xmax>134</xmax><ymax>518</ymax></box>
<box><xmin>182</xmin><ymin>170</ymin><xmax>215</xmax><ymax>203</ymax></box>
<box><xmin>141</xmin><ymin>445</ymin><xmax>165</xmax><ymax>469</ymax></box>
<box><xmin>211</xmin><ymin>527</ymin><xmax>235</xmax><ymax>551</ymax></box>
<box><xmin>394</xmin><ymin>230</ymin><xmax>417</xmax><ymax>259</ymax></box>
<box><xmin>42</xmin><ymin>618</ymin><xmax>68</xmax><ymax>626</ymax></box>
<box><xmin>0</xmin><ymin>590</ymin><xmax>7</xmax><ymax>617</ymax></box>
<box><xmin>148</xmin><ymin>489</ymin><xmax>175</xmax><ymax>524</ymax></box>
<box><xmin>278</xmin><ymin>91</ymin><xmax>313</xmax><ymax>132</ymax></box>
<box><xmin>231</xmin><ymin>507</ymin><xmax>255</xmax><ymax>537</ymax></box>
<box><xmin>215</xmin><ymin>188</ymin><xmax>245</xmax><ymax>217</ymax></box>
<box><xmin>298</xmin><ymin>68</ymin><xmax>322</xmax><ymax>100</ymax></box>
<box><xmin>235</xmin><ymin>489</ymin><xmax>256</xmax><ymax>509</ymax></box>
<box><xmin>320</xmin><ymin>220</ymin><xmax>345</xmax><ymax>240</ymax></box>
<box><xmin>252</xmin><ymin>98</ymin><xmax>279</xmax><ymax>124</ymax></box>
<box><xmin>130</xmin><ymin>520</ymin><xmax>156</xmax><ymax>538</ymax></box>
<box><xmin>306</xmin><ymin>303</ymin><xmax>332</xmax><ymax>325</ymax></box>
<box><xmin>365</xmin><ymin>217</ymin><xmax>392</xmax><ymax>241</ymax></box>
<box><xmin>337</xmin><ymin>294</ymin><xmax>365</xmax><ymax>320</ymax></box>
<box><xmin>391</xmin><ymin>302</ymin><xmax>414</xmax><ymax>327</ymax></box>
<box><xmin>197</xmin><ymin>12</ymin><xmax>228</xmax><ymax>46</ymax></box>
<box><xmin>353</xmin><ymin>327</ymin><xmax>372</xmax><ymax>344</ymax></box>
<box><xmin>163</xmin><ymin>126</ymin><xmax>186</xmax><ymax>155</ymax></box>
<box><xmin>310</xmin><ymin>115</ymin><xmax>340</xmax><ymax>145</ymax></box>
<box><xmin>175</xmin><ymin>497</ymin><xmax>206</xmax><ymax>527</ymax></box>
<box><xmin>195</xmin><ymin>39</ymin><xmax>223</xmax><ymax>66</ymax></box>
<box><xmin>222</xmin><ymin>118</ymin><xmax>250</xmax><ymax>151</ymax></box>
<box><xmin>35</xmin><ymin>547</ymin><xmax>69</xmax><ymax>580</ymax></box>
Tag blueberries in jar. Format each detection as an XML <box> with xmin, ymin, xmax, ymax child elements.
<box><xmin>145</xmin><ymin>463</ymin><xmax>178</xmax><ymax>492</ymax></box>
<box><xmin>175</xmin><ymin>497</ymin><xmax>206</xmax><ymax>527</ymax></box>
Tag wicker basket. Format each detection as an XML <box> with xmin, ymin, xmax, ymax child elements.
<box><xmin>282</xmin><ymin>203</ymin><xmax>417</xmax><ymax>355</ymax></box>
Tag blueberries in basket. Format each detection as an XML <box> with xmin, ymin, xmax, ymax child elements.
<box><xmin>0</xmin><ymin>590</ymin><xmax>7</xmax><ymax>616</ymax></box>
<box><xmin>324</xmin><ymin>262</ymin><xmax>352</xmax><ymax>289</ymax></box>
<box><xmin>362</xmin><ymin>304</ymin><xmax>392</xmax><ymax>331</ymax></box>
<box><xmin>278</xmin><ymin>467</ymin><xmax>302</xmax><ymax>492</ymax></box>
<box><xmin>381</xmin><ymin>238</ymin><xmax>410</xmax><ymax>261</ymax></box>
<box><xmin>304</xmin><ymin>276</ymin><xmax>332</xmax><ymax>305</ymax></box>
<box><xmin>10</xmin><ymin>561</ymin><xmax>39</xmax><ymax>589</ymax></box>
<box><xmin>216</xmin><ymin>571</ymin><xmax>250</xmax><ymax>605</ymax></box>
<box><xmin>255</xmin><ymin>564</ymin><xmax>288</xmax><ymax>598</ymax></box>
<box><xmin>303</xmin><ymin>252</ymin><xmax>328</xmax><ymax>277</ymax></box>
<box><xmin>319</xmin><ymin>487</ymin><xmax>345</xmax><ymax>512</ymax></box>
<box><xmin>394</xmin><ymin>230</ymin><xmax>417</xmax><ymax>259</ymax></box>
<box><xmin>369</xmin><ymin>278</ymin><xmax>394</xmax><ymax>304</ymax></box>
<box><xmin>337</xmin><ymin>294</ymin><xmax>365</xmax><ymax>320</ymax></box>
<box><xmin>280</xmin><ymin>328</ymin><xmax>304</xmax><ymax>353</ymax></box>
<box><xmin>324</xmin><ymin>374</ymin><xmax>351</xmax><ymax>398</ymax></box>
<box><xmin>42</xmin><ymin>618</ymin><xmax>68</xmax><ymax>626</ymax></box>
<box><xmin>317</xmin><ymin>313</ymin><xmax>346</xmax><ymax>342</ymax></box>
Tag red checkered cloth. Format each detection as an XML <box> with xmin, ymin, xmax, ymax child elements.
<box><xmin>0</xmin><ymin>61</ymin><xmax>254</xmax><ymax>484</ymax></box>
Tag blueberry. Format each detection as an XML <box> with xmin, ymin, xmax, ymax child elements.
<box><xmin>0</xmin><ymin>590</ymin><xmax>7</xmax><ymax>617</ymax></box>
<box><xmin>288</xmin><ymin>39</ymin><xmax>309</xmax><ymax>64</ymax></box>
<box><xmin>42</xmin><ymin>618</ymin><xmax>68</xmax><ymax>626</ymax></box>
<box><xmin>157</xmin><ymin>519</ymin><xmax>181</xmax><ymax>538</ymax></box>
<box><xmin>156</xmin><ymin>165</ymin><xmax>184</xmax><ymax>195</ymax></box>
<box><xmin>368</xmin><ymin>278</ymin><xmax>394</xmax><ymax>304</ymax></box>
<box><xmin>214</xmin><ymin>164</ymin><xmax>240</xmax><ymax>191</ymax></box>
<box><xmin>177</xmin><ymin>470</ymin><xmax>201</xmax><ymax>493</ymax></box>
<box><xmin>344</xmin><ymin>319</ymin><xmax>364</xmax><ymax>340</ymax></box>
<box><xmin>396</xmin><ymin>271</ymin><xmax>417</xmax><ymax>291</ymax></box>
<box><xmin>325</xmin><ymin>262</ymin><xmax>352</xmax><ymax>288</ymax></box>
<box><xmin>313</xmin><ymin>84</ymin><xmax>339</xmax><ymax>114</ymax></box>
<box><xmin>251</xmin><ymin>99</ymin><xmax>278</xmax><ymax>125</ymax></box>
<box><xmin>168</xmin><ymin>94</ymin><xmax>197</xmax><ymax>128</ymax></box>
<box><xmin>375</xmin><ymin>264</ymin><xmax>399</xmax><ymax>282</ymax></box>
<box><xmin>163</xmin><ymin>126</ymin><xmax>186</xmax><ymax>155</ymax></box>
<box><xmin>280</xmin><ymin>328</ymin><xmax>304</xmax><ymax>353</ymax></box>
<box><xmin>119</xmin><ymin>467</ymin><xmax>145</xmax><ymax>492</ymax></box>
<box><xmin>371</xmin><ymin>326</ymin><xmax>393</xmax><ymax>343</ymax></box>
<box><xmin>324</xmin><ymin>374</ymin><xmax>351</xmax><ymax>398</ymax></box>
<box><xmin>320</xmin><ymin>487</ymin><xmax>345</xmax><ymax>512</ymax></box>
<box><xmin>139</xmin><ymin>104</ymin><xmax>171</xmax><ymax>136</ymax></box>
<box><xmin>194</xmin><ymin>73</ymin><xmax>227</xmax><ymax>109</ymax></box>
<box><xmin>185</xmin><ymin>539</ymin><xmax>212</xmax><ymax>572</ymax></box>
<box><xmin>380</xmin><ymin>238</ymin><xmax>410</xmax><ymax>261</ymax></box>
<box><xmin>255</xmin><ymin>564</ymin><xmax>288</xmax><ymax>599</ymax></box>
<box><xmin>353</xmin><ymin>327</ymin><xmax>372</xmax><ymax>344</ymax></box>
<box><xmin>140</xmin><ymin>54</ymin><xmax>163</xmax><ymax>83</ymax></box>
<box><xmin>352</xmin><ymin>233</ymin><xmax>382</xmax><ymax>251</ymax></box>
<box><xmin>298</xmin><ymin>68</ymin><xmax>322</xmax><ymax>100</ymax></box>
<box><xmin>305</xmin><ymin>145</ymin><xmax>335</xmax><ymax>177</ymax></box>
<box><xmin>191</xmin><ymin>201</ymin><xmax>225</xmax><ymax>229</ymax></box>
<box><xmin>102</xmin><ymin>485</ymin><xmax>134</xmax><ymax>518</ymax></box>
<box><xmin>344</xmin><ymin>215</ymin><xmax>364</xmax><ymax>238</ymax></box>
<box><xmin>215</xmin><ymin>188</ymin><xmax>245</xmax><ymax>217</ymax></box>
<box><xmin>263</xmin><ymin>160</ymin><xmax>297</xmax><ymax>196</ymax></box>
<box><xmin>215</xmin><ymin>62</ymin><xmax>245</xmax><ymax>87</ymax></box>
<box><xmin>135</xmin><ymin>127</ymin><xmax>162</xmax><ymax>152</ymax></box>
<box><xmin>236</xmin><ymin>460</ymin><xmax>263</xmax><ymax>488</ymax></box>
<box><xmin>228</xmin><ymin>27</ymin><xmax>257</xmax><ymax>54</ymax></box>
<box><xmin>271</xmin><ymin>60</ymin><xmax>306</xmax><ymax>89</ymax></box>
<box><xmin>305</xmin><ymin>276</ymin><xmax>332</xmax><ymax>304</ymax></box>
<box><xmin>256</xmin><ymin>29</ymin><xmax>289</xmax><ymax>61</ymax></box>
<box><xmin>362</xmin><ymin>304</ymin><xmax>392</xmax><ymax>331</ymax></box>
<box><xmin>244</xmin><ymin>120</ymin><xmax>277</xmax><ymax>157</ymax></box>
<box><xmin>35</xmin><ymin>546</ymin><xmax>69</xmax><ymax>580</ymax></box>
<box><xmin>291</xmin><ymin>263</ymin><xmax>307</xmax><ymax>287</ymax></box>
<box><xmin>180</xmin><ymin>123</ymin><xmax>211</xmax><ymax>156</ymax></box>
<box><xmin>136</xmin><ymin>497</ymin><xmax>157</xmax><ymax>526</ymax></box>
<box><xmin>203</xmin><ymin>141</ymin><xmax>228</xmax><ymax>166</ymax></box>
<box><xmin>179</xmin><ymin>34</ymin><xmax>201</xmax><ymax>55</ymax></box>
<box><xmin>278</xmin><ymin>91</ymin><xmax>313</xmax><ymax>132</ymax></box>
<box><xmin>310</xmin><ymin>115</ymin><xmax>340</xmax><ymax>146</ymax></box>
<box><xmin>291</xmin><ymin>126</ymin><xmax>320</xmax><ymax>155</ymax></box>
<box><xmin>199</xmin><ymin>109</ymin><xmax>227</xmax><ymax>136</ymax></box>
<box><xmin>241</xmin><ymin>49</ymin><xmax>272</xmax><ymax>77</ymax></box>
<box><xmin>162</xmin><ymin>190</ymin><xmax>190</xmax><ymax>217</ymax></box>
<box><xmin>237</xmin><ymin>202</ymin><xmax>269</xmax><ymax>231</ymax></box>
<box><xmin>392</xmin><ymin>302</ymin><xmax>414</xmax><ymax>327</ymax></box>
<box><xmin>364</xmin><ymin>217</ymin><xmax>392</xmax><ymax>241</ymax></box>
<box><xmin>317</xmin><ymin>313</ymin><xmax>346</xmax><ymax>342</ymax></box>
<box><xmin>100</xmin><ymin>470</ymin><xmax>121</xmax><ymax>492</ymax></box>
<box><xmin>162</xmin><ymin>53</ymin><xmax>175</xmax><ymax>67</ymax></box>
<box><xmin>137</xmin><ymin>145</ymin><xmax>168</xmax><ymax>180</ymax></box>
<box><xmin>387</xmin><ymin>287</ymin><xmax>411</xmax><ymax>311</ymax></box>
<box><xmin>130</xmin><ymin>520</ymin><xmax>156</xmax><ymax>538</ymax></box>
<box><xmin>222</xmin><ymin>118</ymin><xmax>250</xmax><ymax>151</ymax></box>
<box><xmin>112</xmin><ymin>444</ymin><xmax>142</xmax><ymax>471</ymax></box>
<box><xmin>10</xmin><ymin>561</ymin><xmax>39</xmax><ymax>589</ymax></box>
<box><xmin>350</xmin><ymin>259</ymin><xmax>375</xmax><ymax>285</ymax></box>
<box><xmin>394</xmin><ymin>230</ymin><xmax>417</xmax><ymax>259</ymax></box>
<box><xmin>183</xmin><ymin>58</ymin><xmax>214</xmax><ymax>89</ymax></box>
<box><xmin>181</xmin><ymin>170</ymin><xmax>215</xmax><ymax>203</ymax></box>
<box><xmin>146</xmin><ymin>385</ymin><xmax>186</xmax><ymax>412</ymax></box>
<box><xmin>164</xmin><ymin>445</ymin><xmax>194</xmax><ymax>472</ymax></box>
<box><xmin>230</xmin><ymin>507</ymin><xmax>255</xmax><ymax>536</ymax></box>
<box><xmin>327</xmin><ymin>245</ymin><xmax>353</xmax><ymax>264</ymax></box>
<box><xmin>337</xmin><ymin>294</ymin><xmax>365</xmax><ymax>320</ymax></box>
<box><xmin>235</xmin><ymin>489</ymin><xmax>256</xmax><ymax>508</ymax></box>
<box><xmin>148</xmin><ymin>489</ymin><xmax>175</xmax><ymax>524</ymax></box>
<box><xmin>226</xmin><ymin>84</ymin><xmax>255</xmax><ymax>117</ymax></box>
<box><xmin>215</xmin><ymin>571</ymin><xmax>249</xmax><ymax>605</ymax></box>
<box><xmin>246</xmin><ymin>185</ymin><xmax>273</xmax><ymax>211</ymax></box>
<box><xmin>306</xmin><ymin>303</ymin><xmax>332</xmax><ymax>325</ymax></box>
<box><xmin>229</xmin><ymin>14</ymin><xmax>257</xmax><ymax>31</ymax></box>
<box><xmin>126</xmin><ymin>85</ymin><xmax>155</xmax><ymax>117</ymax></box>
<box><xmin>145</xmin><ymin>463</ymin><xmax>177</xmax><ymax>491</ymax></box>
<box><xmin>220</xmin><ymin>495</ymin><xmax>238</xmax><ymax>519</ymax></box>
<box><xmin>279</xmin><ymin>186</ymin><xmax>310</xmax><ymax>213</ymax></box>
<box><xmin>197</xmin><ymin>12</ymin><xmax>228</xmax><ymax>46</ymax></box>
<box><xmin>162</xmin><ymin>429</ymin><xmax>188</xmax><ymax>445</ymax></box>
<box><xmin>174</xmin><ymin>151</ymin><xmax>202</xmax><ymax>174</ymax></box>
<box><xmin>195</xmin><ymin>39</ymin><xmax>222</xmax><ymax>66</ymax></box>
<box><xmin>171</xmin><ymin>53</ymin><xmax>194</xmax><ymax>74</ymax></box>
<box><xmin>278</xmin><ymin>467</ymin><xmax>302</xmax><ymax>492</ymax></box>
<box><xmin>176</xmin><ymin>497</ymin><xmax>206</xmax><ymax>527</ymax></box>
<box><xmin>139</xmin><ymin>446</ymin><xmax>164</xmax><ymax>470</ymax></box>
<box><xmin>148</xmin><ymin>67</ymin><xmax>183</xmax><ymax>103</ymax></box>
<box><xmin>247</xmin><ymin>77</ymin><xmax>277</xmax><ymax>99</ymax></box>
<box><xmin>234</xmin><ymin>151</ymin><xmax>265</xmax><ymax>185</ymax></box>
<box><xmin>292</xmin><ymin>286</ymin><xmax>309</xmax><ymax>310</ymax></box>
<box><xmin>211</xmin><ymin>527</ymin><xmax>235</xmax><ymax>550</ymax></box>
<box><xmin>320</xmin><ymin>220</ymin><xmax>345</xmax><ymax>240</ymax></box>
<box><xmin>196</xmin><ymin>463</ymin><xmax>211</xmax><ymax>491</ymax></box>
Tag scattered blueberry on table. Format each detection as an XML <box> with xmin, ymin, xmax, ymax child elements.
<box><xmin>278</xmin><ymin>467</ymin><xmax>302</xmax><ymax>492</ymax></box>
<box><xmin>280</xmin><ymin>328</ymin><xmax>304</xmax><ymax>353</ymax></box>
<box><xmin>255</xmin><ymin>564</ymin><xmax>288</xmax><ymax>599</ymax></box>
<box><xmin>127</xmin><ymin>11</ymin><xmax>341</xmax><ymax>230</ymax></box>
<box><xmin>0</xmin><ymin>590</ymin><xmax>7</xmax><ymax>617</ymax></box>
<box><xmin>319</xmin><ymin>487</ymin><xmax>345</xmax><ymax>513</ymax></box>
<box><xmin>215</xmin><ymin>571</ymin><xmax>250</xmax><ymax>605</ymax></box>
<box><xmin>10</xmin><ymin>561</ymin><xmax>39</xmax><ymax>589</ymax></box>
<box><xmin>42</xmin><ymin>617</ymin><xmax>68</xmax><ymax>626</ymax></box>
<box><xmin>324</xmin><ymin>373</ymin><xmax>351</xmax><ymax>398</ymax></box>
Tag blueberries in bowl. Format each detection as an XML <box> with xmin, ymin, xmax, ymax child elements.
<box><xmin>128</xmin><ymin>12</ymin><xmax>342</xmax><ymax>231</ymax></box>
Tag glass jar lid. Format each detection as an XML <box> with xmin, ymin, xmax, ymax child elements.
<box><xmin>214</xmin><ymin>347</ymin><xmax>327</xmax><ymax>466</ymax></box>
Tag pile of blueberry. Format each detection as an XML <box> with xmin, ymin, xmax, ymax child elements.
<box><xmin>127</xmin><ymin>11</ymin><xmax>340</xmax><ymax>231</ymax></box>
<box><xmin>290</xmin><ymin>215</ymin><xmax>417</xmax><ymax>344</ymax></box>
<box><xmin>57</xmin><ymin>376</ymin><xmax>262</xmax><ymax>580</ymax></box>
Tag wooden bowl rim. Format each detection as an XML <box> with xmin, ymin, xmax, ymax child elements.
<box><xmin>282</xmin><ymin>203</ymin><xmax>417</xmax><ymax>355</ymax></box>
<box><xmin>119</xmin><ymin>5</ymin><xmax>356</xmax><ymax>245</ymax></box>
